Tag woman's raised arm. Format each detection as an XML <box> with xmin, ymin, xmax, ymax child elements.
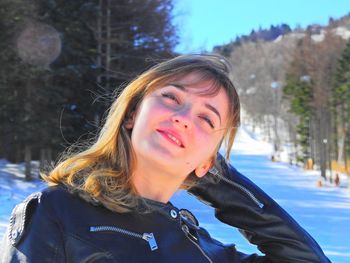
<box><xmin>188</xmin><ymin>154</ymin><xmax>331</xmax><ymax>263</ymax></box>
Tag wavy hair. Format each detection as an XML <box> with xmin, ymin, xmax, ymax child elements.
<box><xmin>44</xmin><ymin>54</ymin><xmax>240</xmax><ymax>213</ymax></box>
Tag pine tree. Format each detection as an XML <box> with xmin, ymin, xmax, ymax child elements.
<box><xmin>283</xmin><ymin>31</ymin><xmax>346</xmax><ymax>179</ymax></box>
<box><xmin>0</xmin><ymin>0</ymin><xmax>178</xmax><ymax>178</ymax></box>
<box><xmin>283</xmin><ymin>76</ymin><xmax>313</xmax><ymax>162</ymax></box>
<box><xmin>333</xmin><ymin>40</ymin><xmax>350</xmax><ymax>173</ymax></box>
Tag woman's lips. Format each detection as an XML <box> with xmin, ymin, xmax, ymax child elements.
<box><xmin>156</xmin><ymin>129</ymin><xmax>185</xmax><ymax>148</ymax></box>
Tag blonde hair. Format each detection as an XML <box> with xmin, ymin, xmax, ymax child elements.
<box><xmin>44</xmin><ymin>54</ymin><xmax>240</xmax><ymax>213</ymax></box>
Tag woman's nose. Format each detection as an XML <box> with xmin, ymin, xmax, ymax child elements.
<box><xmin>171</xmin><ymin>113</ymin><xmax>192</xmax><ymax>130</ymax></box>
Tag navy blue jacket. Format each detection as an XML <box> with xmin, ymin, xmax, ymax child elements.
<box><xmin>1</xmin><ymin>157</ymin><xmax>331</xmax><ymax>262</ymax></box>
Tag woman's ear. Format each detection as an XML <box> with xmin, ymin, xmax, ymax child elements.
<box><xmin>124</xmin><ymin>112</ymin><xmax>136</xmax><ymax>129</ymax></box>
<box><xmin>194</xmin><ymin>154</ymin><xmax>217</xmax><ymax>178</ymax></box>
<box><xmin>194</xmin><ymin>157</ymin><xmax>215</xmax><ymax>178</ymax></box>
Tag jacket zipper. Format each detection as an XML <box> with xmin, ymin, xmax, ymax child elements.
<box><xmin>209</xmin><ymin>167</ymin><xmax>264</xmax><ymax>209</ymax></box>
<box><xmin>90</xmin><ymin>226</ymin><xmax>158</xmax><ymax>251</ymax></box>
<box><xmin>182</xmin><ymin>225</ymin><xmax>213</xmax><ymax>263</ymax></box>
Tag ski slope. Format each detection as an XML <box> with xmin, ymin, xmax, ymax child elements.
<box><xmin>1</xmin><ymin>127</ymin><xmax>350</xmax><ymax>262</ymax></box>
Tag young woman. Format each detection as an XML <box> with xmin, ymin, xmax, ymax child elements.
<box><xmin>1</xmin><ymin>54</ymin><xmax>330</xmax><ymax>262</ymax></box>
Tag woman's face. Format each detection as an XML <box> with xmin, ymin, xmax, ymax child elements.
<box><xmin>129</xmin><ymin>72</ymin><xmax>229</xmax><ymax>179</ymax></box>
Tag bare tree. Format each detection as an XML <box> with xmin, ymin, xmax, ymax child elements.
<box><xmin>228</xmin><ymin>36</ymin><xmax>299</xmax><ymax>152</ymax></box>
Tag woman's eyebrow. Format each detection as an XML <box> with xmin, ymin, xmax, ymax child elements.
<box><xmin>168</xmin><ymin>83</ymin><xmax>222</xmax><ymax>124</ymax></box>
<box><xmin>205</xmin><ymin>103</ymin><xmax>222</xmax><ymax>124</ymax></box>
<box><xmin>169</xmin><ymin>83</ymin><xmax>186</xmax><ymax>91</ymax></box>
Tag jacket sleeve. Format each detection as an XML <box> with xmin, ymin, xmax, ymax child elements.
<box><xmin>188</xmin><ymin>154</ymin><xmax>331</xmax><ymax>263</ymax></box>
<box><xmin>0</xmin><ymin>192</ymin><xmax>65</xmax><ymax>263</ymax></box>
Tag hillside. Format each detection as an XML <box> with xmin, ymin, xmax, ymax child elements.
<box><xmin>213</xmin><ymin>13</ymin><xmax>350</xmax><ymax>163</ymax></box>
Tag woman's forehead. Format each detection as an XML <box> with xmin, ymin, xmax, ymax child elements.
<box><xmin>166</xmin><ymin>72</ymin><xmax>225</xmax><ymax>97</ymax></box>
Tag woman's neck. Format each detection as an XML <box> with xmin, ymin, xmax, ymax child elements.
<box><xmin>131</xmin><ymin>160</ymin><xmax>186</xmax><ymax>203</ymax></box>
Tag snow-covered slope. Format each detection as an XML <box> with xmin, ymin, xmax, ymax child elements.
<box><xmin>1</xmin><ymin>127</ymin><xmax>350</xmax><ymax>262</ymax></box>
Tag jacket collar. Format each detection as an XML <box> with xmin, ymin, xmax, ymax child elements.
<box><xmin>137</xmin><ymin>197</ymin><xmax>181</xmax><ymax>221</ymax></box>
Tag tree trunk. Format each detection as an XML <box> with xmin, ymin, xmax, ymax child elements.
<box><xmin>317</xmin><ymin>112</ymin><xmax>327</xmax><ymax>179</ymax></box>
<box><xmin>327</xmin><ymin>110</ymin><xmax>333</xmax><ymax>182</ymax></box>
<box><xmin>310</xmin><ymin>116</ymin><xmax>316</xmax><ymax>164</ymax></box>
<box><xmin>344</xmin><ymin>114</ymin><xmax>349</xmax><ymax>187</ymax></box>
<box><xmin>39</xmin><ymin>148</ymin><xmax>53</xmax><ymax>172</ymax></box>
<box><xmin>24</xmin><ymin>144</ymin><xmax>31</xmax><ymax>180</ymax></box>
<box><xmin>97</xmin><ymin>0</ymin><xmax>103</xmax><ymax>86</ymax></box>
<box><xmin>47</xmin><ymin>148</ymin><xmax>52</xmax><ymax>166</ymax></box>
<box><xmin>15</xmin><ymin>145</ymin><xmax>21</xmax><ymax>163</ymax></box>
<box><xmin>105</xmin><ymin>0</ymin><xmax>111</xmax><ymax>91</ymax></box>
<box><xmin>40</xmin><ymin>148</ymin><xmax>45</xmax><ymax>171</ymax></box>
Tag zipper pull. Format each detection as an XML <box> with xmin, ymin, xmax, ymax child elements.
<box><xmin>142</xmin><ymin>233</ymin><xmax>158</xmax><ymax>251</ymax></box>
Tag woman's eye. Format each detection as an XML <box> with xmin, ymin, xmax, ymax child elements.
<box><xmin>161</xmin><ymin>92</ymin><xmax>179</xmax><ymax>104</ymax></box>
<box><xmin>199</xmin><ymin>115</ymin><xmax>215</xmax><ymax>129</ymax></box>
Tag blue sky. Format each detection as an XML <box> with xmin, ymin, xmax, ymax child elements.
<box><xmin>173</xmin><ymin>0</ymin><xmax>350</xmax><ymax>53</ymax></box>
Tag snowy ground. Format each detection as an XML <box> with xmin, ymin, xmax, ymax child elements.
<box><xmin>1</xmin><ymin>127</ymin><xmax>350</xmax><ymax>262</ymax></box>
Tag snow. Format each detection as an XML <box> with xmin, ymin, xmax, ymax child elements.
<box><xmin>273</xmin><ymin>35</ymin><xmax>283</xmax><ymax>43</ymax></box>
<box><xmin>311</xmin><ymin>31</ymin><xmax>326</xmax><ymax>42</ymax></box>
<box><xmin>308</xmin><ymin>28</ymin><xmax>347</xmax><ymax>43</ymax></box>
<box><xmin>1</xmin><ymin>127</ymin><xmax>350</xmax><ymax>263</ymax></box>
<box><xmin>287</xmin><ymin>32</ymin><xmax>306</xmax><ymax>40</ymax></box>
<box><xmin>333</xmin><ymin>27</ymin><xmax>350</xmax><ymax>40</ymax></box>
